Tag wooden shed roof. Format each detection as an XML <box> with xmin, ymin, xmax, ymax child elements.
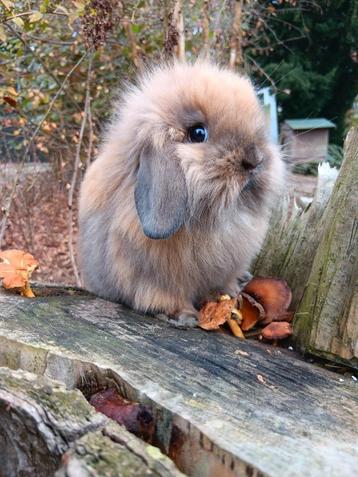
<box><xmin>285</xmin><ymin>118</ymin><xmax>336</xmax><ymax>130</ymax></box>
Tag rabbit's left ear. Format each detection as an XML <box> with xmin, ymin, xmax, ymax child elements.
<box><xmin>134</xmin><ymin>144</ymin><xmax>189</xmax><ymax>239</ymax></box>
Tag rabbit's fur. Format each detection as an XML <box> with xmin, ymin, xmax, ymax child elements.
<box><xmin>78</xmin><ymin>61</ymin><xmax>285</xmax><ymax>322</ymax></box>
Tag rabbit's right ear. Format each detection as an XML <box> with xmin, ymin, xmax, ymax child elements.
<box><xmin>134</xmin><ymin>144</ymin><xmax>189</xmax><ymax>240</ymax></box>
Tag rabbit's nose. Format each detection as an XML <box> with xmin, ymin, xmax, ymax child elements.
<box><xmin>241</xmin><ymin>146</ymin><xmax>263</xmax><ymax>170</ymax></box>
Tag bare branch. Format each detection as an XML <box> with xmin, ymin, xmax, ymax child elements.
<box><xmin>67</xmin><ymin>53</ymin><xmax>94</xmax><ymax>286</ymax></box>
<box><xmin>229</xmin><ymin>0</ymin><xmax>244</xmax><ymax>69</ymax></box>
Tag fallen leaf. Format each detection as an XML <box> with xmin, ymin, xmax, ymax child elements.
<box><xmin>0</xmin><ymin>249</ymin><xmax>38</xmax><ymax>297</ymax></box>
<box><xmin>244</xmin><ymin>277</ymin><xmax>292</xmax><ymax>324</ymax></box>
<box><xmin>90</xmin><ymin>388</ymin><xmax>154</xmax><ymax>441</ymax></box>
<box><xmin>198</xmin><ymin>298</ymin><xmax>236</xmax><ymax>330</ymax></box>
<box><xmin>239</xmin><ymin>292</ymin><xmax>265</xmax><ymax>331</ymax></box>
<box><xmin>3</xmin><ymin>96</ymin><xmax>17</xmax><ymax>108</ymax></box>
<box><xmin>261</xmin><ymin>322</ymin><xmax>293</xmax><ymax>340</ymax></box>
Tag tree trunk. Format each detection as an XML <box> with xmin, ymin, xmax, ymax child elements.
<box><xmin>293</xmin><ymin>127</ymin><xmax>358</xmax><ymax>366</ymax></box>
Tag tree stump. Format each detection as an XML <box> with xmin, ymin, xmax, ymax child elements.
<box><xmin>294</xmin><ymin>127</ymin><xmax>358</xmax><ymax>366</ymax></box>
<box><xmin>254</xmin><ymin>127</ymin><xmax>357</xmax><ymax>368</ymax></box>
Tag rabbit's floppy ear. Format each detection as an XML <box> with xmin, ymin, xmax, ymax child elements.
<box><xmin>134</xmin><ymin>144</ymin><xmax>189</xmax><ymax>239</ymax></box>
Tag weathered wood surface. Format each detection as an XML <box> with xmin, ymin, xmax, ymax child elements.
<box><xmin>0</xmin><ymin>286</ymin><xmax>357</xmax><ymax>477</ymax></box>
<box><xmin>294</xmin><ymin>127</ymin><xmax>358</xmax><ymax>367</ymax></box>
<box><xmin>254</xmin><ymin>127</ymin><xmax>357</xmax><ymax>367</ymax></box>
<box><xmin>0</xmin><ymin>366</ymin><xmax>184</xmax><ymax>477</ymax></box>
<box><xmin>253</xmin><ymin>165</ymin><xmax>337</xmax><ymax>310</ymax></box>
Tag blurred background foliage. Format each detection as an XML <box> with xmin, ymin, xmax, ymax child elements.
<box><xmin>0</xmin><ymin>0</ymin><xmax>357</xmax><ymax>282</ymax></box>
<box><xmin>0</xmin><ymin>0</ymin><xmax>357</xmax><ymax>172</ymax></box>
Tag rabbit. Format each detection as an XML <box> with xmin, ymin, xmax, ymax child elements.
<box><xmin>78</xmin><ymin>61</ymin><xmax>285</xmax><ymax>327</ymax></box>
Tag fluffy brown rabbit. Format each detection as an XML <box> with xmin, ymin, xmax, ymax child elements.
<box><xmin>78</xmin><ymin>61</ymin><xmax>285</xmax><ymax>326</ymax></box>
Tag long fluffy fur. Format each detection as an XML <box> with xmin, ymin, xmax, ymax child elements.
<box><xmin>78</xmin><ymin>61</ymin><xmax>285</xmax><ymax>316</ymax></box>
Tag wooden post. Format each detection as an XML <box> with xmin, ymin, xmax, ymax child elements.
<box><xmin>294</xmin><ymin>127</ymin><xmax>358</xmax><ymax>366</ymax></box>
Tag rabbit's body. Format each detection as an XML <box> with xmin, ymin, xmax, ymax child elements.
<box><xmin>78</xmin><ymin>62</ymin><xmax>285</xmax><ymax>320</ymax></box>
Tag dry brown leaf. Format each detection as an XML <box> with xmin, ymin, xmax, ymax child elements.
<box><xmin>0</xmin><ymin>249</ymin><xmax>38</xmax><ymax>297</ymax></box>
<box><xmin>3</xmin><ymin>96</ymin><xmax>17</xmax><ymax>108</ymax></box>
<box><xmin>239</xmin><ymin>292</ymin><xmax>265</xmax><ymax>331</ymax></box>
<box><xmin>261</xmin><ymin>322</ymin><xmax>293</xmax><ymax>341</ymax></box>
<box><xmin>243</xmin><ymin>277</ymin><xmax>292</xmax><ymax>324</ymax></box>
<box><xmin>198</xmin><ymin>297</ymin><xmax>236</xmax><ymax>330</ymax></box>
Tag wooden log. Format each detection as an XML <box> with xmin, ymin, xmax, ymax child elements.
<box><xmin>0</xmin><ymin>366</ymin><xmax>184</xmax><ymax>477</ymax></box>
<box><xmin>293</xmin><ymin>127</ymin><xmax>358</xmax><ymax>366</ymax></box>
<box><xmin>0</xmin><ymin>286</ymin><xmax>357</xmax><ymax>477</ymax></box>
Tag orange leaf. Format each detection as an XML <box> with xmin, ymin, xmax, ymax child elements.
<box><xmin>198</xmin><ymin>298</ymin><xmax>236</xmax><ymax>330</ymax></box>
<box><xmin>0</xmin><ymin>249</ymin><xmax>38</xmax><ymax>297</ymax></box>
<box><xmin>243</xmin><ymin>277</ymin><xmax>292</xmax><ymax>325</ymax></box>
<box><xmin>239</xmin><ymin>292</ymin><xmax>265</xmax><ymax>331</ymax></box>
<box><xmin>261</xmin><ymin>322</ymin><xmax>293</xmax><ymax>341</ymax></box>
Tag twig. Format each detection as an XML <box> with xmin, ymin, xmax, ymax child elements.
<box><xmin>67</xmin><ymin>53</ymin><xmax>93</xmax><ymax>286</ymax></box>
<box><xmin>0</xmin><ymin>52</ymin><xmax>87</xmax><ymax>248</ymax></box>
<box><xmin>173</xmin><ymin>0</ymin><xmax>185</xmax><ymax>61</ymax></box>
<box><xmin>86</xmin><ymin>99</ymin><xmax>94</xmax><ymax>169</ymax></box>
<box><xmin>229</xmin><ymin>0</ymin><xmax>244</xmax><ymax>69</ymax></box>
<box><xmin>202</xmin><ymin>0</ymin><xmax>210</xmax><ymax>59</ymax></box>
<box><xmin>123</xmin><ymin>17</ymin><xmax>142</xmax><ymax>69</ymax></box>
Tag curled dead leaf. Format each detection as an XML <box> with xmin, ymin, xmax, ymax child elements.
<box><xmin>0</xmin><ymin>249</ymin><xmax>38</xmax><ymax>297</ymax></box>
<box><xmin>261</xmin><ymin>321</ymin><xmax>293</xmax><ymax>341</ymax></box>
<box><xmin>198</xmin><ymin>298</ymin><xmax>236</xmax><ymax>330</ymax></box>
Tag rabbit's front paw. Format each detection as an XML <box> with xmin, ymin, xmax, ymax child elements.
<box><xmin>156</xmin><ymin>307</ymin><xmax>199</xmax><ymax>329</ymax></box>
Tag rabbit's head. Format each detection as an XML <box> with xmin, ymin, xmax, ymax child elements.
<box><xmin>110</xmin><ymin>61</ymin><xmax>284</xmax><ymax>240</ymax></box>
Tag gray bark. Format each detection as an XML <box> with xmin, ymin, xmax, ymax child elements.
<box><xmin>293</xmin><ymin>127</ymin><xmax>358</xmax><ymax>365</ymax></box>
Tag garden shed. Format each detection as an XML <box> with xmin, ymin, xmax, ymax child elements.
<box><xmin>280</xmin><ymin>118</ymin><xmax>335</xmax><ymax>163</ymax></box>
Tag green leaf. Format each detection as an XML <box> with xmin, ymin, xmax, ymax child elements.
<box><xmin>11</xmin><ymin>17</ymin><xmax>24</xmax><ymax>29</ymax></box>
<box><xmin>29</xmin><ymin>11</ymin><xmax>43</xmax><ymax>23</ymax></box>
<box><xmin>131</xmin><ymin>24</ymin><xmax>141</xmax><ymax>34</ymax></box>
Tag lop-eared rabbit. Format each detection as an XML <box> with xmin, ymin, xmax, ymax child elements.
<box><xmin>78</xmin><ymin>61</ymin><xmax>285</xmax><ymax>326</ymax></box>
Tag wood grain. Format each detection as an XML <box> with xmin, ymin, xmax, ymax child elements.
<box><xmin>0</xmin><ymin>286</ymin><xmax>357</xmax><ymax>477</ymax></box>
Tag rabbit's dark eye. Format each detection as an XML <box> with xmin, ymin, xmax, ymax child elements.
<box><xmin>188</xmin><ymin>124</ymin><xmax>208</xmax><ymax>143</ymax></box>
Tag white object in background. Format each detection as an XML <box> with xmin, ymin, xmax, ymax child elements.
<box><xmin>257</xmin><ymin>87</ymin><xmax>279</xmax><ymax>144</ymax></box>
